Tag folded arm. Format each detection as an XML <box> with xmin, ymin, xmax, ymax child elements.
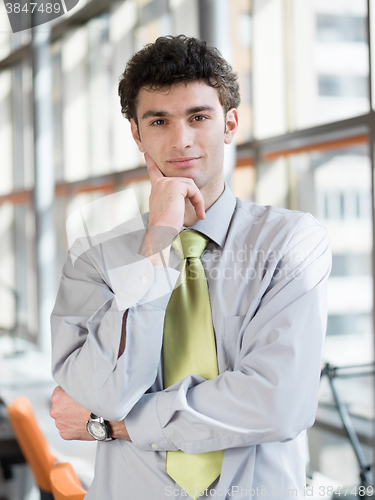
<box><xmin>125</xmin><ymin>219</ymin><xmax>331</xmax><ymax>453</ymax></box>
<box><xmin>51</xmin><ymin>235</ymin><xmax>179</xmax><ymax>421</ymax></box>
<box><xmin>51</xmin><ymin>216</ymin><xmax>331</xmax><ymax>450</ymax></box>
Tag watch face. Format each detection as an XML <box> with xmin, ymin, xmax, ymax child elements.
<box><xmin>88</xmin><ymin>421</ymin><xmax>107</xmax><ymax>440</ymax></box>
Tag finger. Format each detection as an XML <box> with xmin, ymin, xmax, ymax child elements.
<box><xmin>51</xmin><ymin>386</ymin><xmax>61</xmax><ymax>404</ymax></box>
<box><xmin>184</xmin><ymin>182</ymin><xmax>205</xmax><ymax>220</ymax></box>
<box><xmin>54</xmin><ymin>385</ymin><xmax>64</xmax><ymax>396</ymax></box>
<box><xmin>144</xmin><ymin>153</ymin><xmax>164</xmax><ymax>182</ymax></box>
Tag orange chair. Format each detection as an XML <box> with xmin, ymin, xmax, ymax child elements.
<box><xmin>50</xmin><ymin>462</ymin><xmax>86</xmax><ymax>500</ymax></box>
<box><xmin>7</xmin><ymin>396</ymin><xmax>57</xmax><ymax>499</ymax></box>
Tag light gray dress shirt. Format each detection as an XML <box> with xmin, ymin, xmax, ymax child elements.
<box><xmin>51</xmin><ymin>185</ymin><xmax>331</xmax><ymax>499</ymax></box>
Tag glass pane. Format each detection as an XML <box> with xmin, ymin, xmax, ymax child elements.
<box><xmin>252</xmin><ymin>0</ymin><xmax>370</xmax><ymax>138</ymax></box>
<box><xmin>252</xmin><ymin>0</ymin><xmax>287</xmax><ymax>139</ymax></box>
<box><xmin>109</xmin><ymin>0</ymin><xmax>140</xmax><ymax>172</ymax></box>
<box><xmin>0</xmin><ymin>4</ymin><xmax>13</xmax><ymax>60</ymax></box>
<box><xmin>255</xmin><ymin>156</ymin><xmax>289</xmax><ymax>208</ymax></box>
<box><xmin>369</xmin><ymin>0</ymin><xmax>375</xmax><ymax>109</ymax></box>
<box><xmin>0</xmin><ymin>69</ymin><xmax>13</xmax><ymax>196</ymax></box>
<box><xmin>297</xmin><ymin>143</ymin><xmax>373</xmax><ymax>485</ymax></box>
<box><xmin>256</xmin><ymin>142</ymin><xmax>374</xmax><ymax>486</ymax></box>
<box><xmin>292</xmin><ymin>0</ymin><xmax>369</xmax><ymax>129</ymax></box>
<box><xmin>170</xmin><ymin>0</ymin><xmax>199</xmax><ymax>39</ymax></box>
<box><xmin>14</xmin><ymin>203</ymin><xmax>38</xmax><ymax>341</ymax></box>
<box><xmin>231</xmin><ymin>165</ymin><xmax>255</xmax><ymax>201</ymax></box>
<box><xmin>0</xmin><ymin>201</ymin><xmax>36</xmax><ymax>343</ymax></box>
<box><xmin>13</xmin><ymin>62</ymin><xmax>33</xmax><ymax>191</ymax></box>
<box><xmin>87</xmin><ymin>15</ymin><xmax>111</xmax><ymax>177</ymax></box>
<box><xmin>0</xmin><ymin>3</ymin><xmax>31</xmax><ymax>59</ymax></box>
<box><xmin>230</xmin><ymin>0</ymin><xmax>252</xmax><ymax>143</ymax></box>
<box><xmin>289</xmin><ymin>143</ymin><xmax>373</xmax><ymax>364</ymax></box>
<box><xmin>135</xmin><ymin>7</ymin><xmax>172</xmax><ymax>48</ymax></box>
<box><xmin>0</xmin><ymin>0</ymin><xmax>32</xmax><ymax>53</ymax></box>
<box><xmin>308</xmin><ymin>426</ymin><xmax>373</xmax><ymax>488</ymax></box>
<box><xmin>0</xmin><ymin>204</ymin><xmax>16</xmax><ymax>333</ymax></box>
<box><xmin>61</xmin><ymin>181</ymin><xmax>151</xmax><ymax>254</ymax></box>
<box><xmin>60</xmin><ymin>16</ymin><xmax>118</xmax><ymax>182</ymax></box>
<box><xmin>61</xmin><ymin>26</ymin><xmax>90</xmax><ymax>182</ymax></box>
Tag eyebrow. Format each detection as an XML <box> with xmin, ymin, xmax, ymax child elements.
<box><xmin>186</xmin><ymin>105</ymin><xmax>216</xmax><ymax>115</ymax></box>
<box><xmin>141</xmin><ymin>105</ymin><xmax>216</xmax><ymax>120</ymax></box>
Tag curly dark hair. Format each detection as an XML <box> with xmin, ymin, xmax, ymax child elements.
<box><xmin>118</xmin><ymin>35</ymin><xmax>240</xmax><ymax>125</ymax></box>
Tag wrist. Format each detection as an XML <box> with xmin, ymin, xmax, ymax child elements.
<box><xmin>108</xmin><ymin>420</ymin><xmax>131</xmax><ymax>441</ymax></box>
<box><xmin>139</xmin><ymin>226</ymin><xmax>177</xmax><ymax>265</ymax></box>
<box><xmin>147</xmin><ymin>247</ymin><xmax>171</xmax><ymax>267</ymax></box>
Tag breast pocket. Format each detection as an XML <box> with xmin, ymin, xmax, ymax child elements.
<box><xmin>220</xmin><ymin>315</ymin><xmax>245</xmax><ymax>371</ymax></box>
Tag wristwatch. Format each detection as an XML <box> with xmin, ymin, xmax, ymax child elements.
<box><xmin>86</xmin><ymin>413</ymin><xmax>114</xmax><ymax>441</ymax></box>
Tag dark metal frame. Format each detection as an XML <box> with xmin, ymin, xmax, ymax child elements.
<box><xmin>321</xmin><ymin>362</ymin><xmax>374</xmax><ymax>487</ymax></box>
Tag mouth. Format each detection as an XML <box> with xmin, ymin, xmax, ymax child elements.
<box><xmin>167</xmin><ymin>157</ymin><xmax>201</xmax><ymax>168</ymax></box>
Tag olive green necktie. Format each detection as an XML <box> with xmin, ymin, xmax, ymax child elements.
<box><xmin>163</xmin><ymin>229</ymin><xmax>223</xmax><ymax>499</ymax></box>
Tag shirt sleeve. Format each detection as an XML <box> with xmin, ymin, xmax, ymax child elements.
<box><xmin>51</xmin><ymin>236</ymin><xmax>179</xmax><ymax>421</ymax></box>
<box><xmin>125</xmin><ymin>216</ymin><xmax>332</xmax><ymax>452</ymax></box>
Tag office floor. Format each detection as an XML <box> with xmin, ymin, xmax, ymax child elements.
<box><xmin>0</xmin><ymin>465</ymin><xmax>39</xmax><ymax>500</ymax></box>
<box><xmin>0</xmin><ymin>335</ymin><xmax>95</xmax><ymax>500</ymax></box>
<box><xmin>0</xmin><ymin>336</ymin><xmax>371</xmax><ymax>500</ymax></box>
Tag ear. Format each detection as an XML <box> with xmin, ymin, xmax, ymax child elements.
<box><xmin>130</xmin><ymin>118</ymin><xmax>146</xmax><ymax>153</ymax></box>
<box><xmin>224</xmin><ymin>108</ymin><xmax>239</xmax><ymax>145</ymax></box>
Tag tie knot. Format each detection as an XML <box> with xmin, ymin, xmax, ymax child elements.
<box><xmin>172</xmin><ymin>230</ymin><xmax>209</xmax><ymax>259</ymax></box>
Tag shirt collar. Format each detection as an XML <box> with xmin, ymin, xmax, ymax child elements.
<box><xmin>185</xmin><ymin>183</ymin><xmax>236</xmax><ymax>249</ymax></box>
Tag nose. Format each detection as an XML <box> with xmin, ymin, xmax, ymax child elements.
<box><xmin>169</xmin><ymin>121</ymin><xmax>192</xmax><ymax>151</ymax></box>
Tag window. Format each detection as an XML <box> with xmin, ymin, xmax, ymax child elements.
<box><xmin>316</xmin><ymin>14</ymin><xmax>367</xmax><ymax>43</ymax></box>
<box><xmin>252</xmin><ymin>0</ymin><xmax>370</xmax><ymax>135</ymax></box>
<box><xmin>256</xmin><ymin>141</ymin><xmax>374</xmax><ymax>485</ymax></box>
<box><xmin>318</xmin><ymin>75</ymin><xmax>368</xmax><ymax>98</ymax></box>
<box><xmin>237</xmin><ymin>12</ymin><xmax>251</xmax><ymax>47</ymax></box>
<box><xmin>0</xmin><ymin>0</ymin><xmax>374</xmax><ymax>487</ymax></box>
<box><xmin>231</xmin><ymin>0</ymin><xmax>252</xmax><ymax>142</ymax></box>
<box><xmin>331</xmin><ymin>254</ymin><xmax>371</xmax><ymax>277</ymax></box>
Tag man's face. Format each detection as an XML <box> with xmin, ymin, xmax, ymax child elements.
<box><xmin>130</xmin><ymin>81</ymin><xmax>238</xmax><ymax>198</ymax></box>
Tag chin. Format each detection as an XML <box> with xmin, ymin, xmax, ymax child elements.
<box><xmin>164</xmin><ymin>169</ymin><xmax>201</xmax><ymax>184</ymax></box>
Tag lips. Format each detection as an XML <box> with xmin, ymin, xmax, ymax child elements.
<box><xmin>167</xmin><ymin>157</ymin><xmax>200</xmax><ymax>167</ymax></box>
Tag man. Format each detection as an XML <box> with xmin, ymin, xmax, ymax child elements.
<box><xmin>50</xmin><ymin>35</ymin><xmax>331</xmax><ymax>499</ymax></box>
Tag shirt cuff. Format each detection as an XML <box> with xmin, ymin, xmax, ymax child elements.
<box><xmin>107</xmin><ymin>259</ymin><xmax>179</xmax><ymax>312</ymax></box>
<box><xmin>125</xmin><ymin>392</ymin><xmax>178</xmax><ymax>452</ymax></box>
<box><xmin>139</xmin><ymin>266</ymin><xmax>179</xmax><ymax>309</ymax></box>
<box><xmin>107</xmin><ymin>258</ymin><xmax>154</xmax><ymax>310</ymax></box>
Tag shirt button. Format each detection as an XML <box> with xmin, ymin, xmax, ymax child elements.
<box><xmin>141</xmin><ymin>276</ymin><xmax>148</xmax><ymax>284</ymax></box>
<box><xmin>151</xmin><ymin>443</ymin><xmax>158</xmax><ymax>449</ymax></box>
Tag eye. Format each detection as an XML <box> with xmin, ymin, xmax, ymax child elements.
<box><xmin>192</xmin><ymin>115</ymin><xmax>206</xmax><ymax>122</ymax></box>
<box><xmin>151</xmin><ymin>119</ymin><xmax>166</xmax><ymax>126</ymax></box>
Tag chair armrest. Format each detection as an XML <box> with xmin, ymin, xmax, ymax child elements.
<box><xmin>50</xmin><ymin>462</ymin><xmax>86</xmax><ymax>500</ymax></box>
